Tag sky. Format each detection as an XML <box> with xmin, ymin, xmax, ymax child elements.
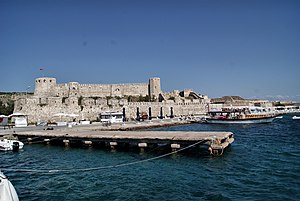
<box><xmin>1</xmin><ymin>0</ymin><xmax>300</xmax><ymax>102</ymax></box>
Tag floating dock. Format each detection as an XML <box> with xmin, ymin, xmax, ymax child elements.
<box><xmin>5</xmin><ymin>122</ymin><xmax>233</xmax><ymax>156</ymax></box>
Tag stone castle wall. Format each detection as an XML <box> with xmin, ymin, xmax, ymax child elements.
<box><xmin>34</xmin><ymin>77</ymin><xmax>154</xmax><ymax>98</ymax></box>
<box><xmin>14</xmin><ymin>96</ymin><xmax>209</xmax><ymax>123</ymax></box>
<box><xmin>15</xmin><ymin>77</ymin><xmax>209</xmax><ymax>123</ymax></box>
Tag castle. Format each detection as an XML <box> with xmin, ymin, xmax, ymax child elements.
<box><xmin>14</xmin><ymin>77</ymin><xmax>209</xmax><ymax>123</ymax></box>
<box><xmin>34</xmin><ymin>77</ymin><xmax>161</xmax><ymax>100</ymax></box>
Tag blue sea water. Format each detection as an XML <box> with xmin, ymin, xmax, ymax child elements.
<box><xmin>1</xmin><ymin>114</ymin><xmax>300</xmax><ymax>201</ymax></box>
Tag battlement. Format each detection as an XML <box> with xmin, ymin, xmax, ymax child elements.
<box><xmin>33</xmin><ymin>77</ymin><xmax>161</xmax><ymax>98</ymax></box>
<box><xmin>16</xmin><ymin>77</ymin><xmax>210</xmax><ymax>123</ymax></box>
<box><xmin>34</xmin><ymin>77</ymin><xmax>57</xmax><ymax>97</ymax></box>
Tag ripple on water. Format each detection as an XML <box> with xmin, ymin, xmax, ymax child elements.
<box><xmin>1</xmin><ymin>114</ymin><xmax>300</xmax><ymax>201</ymax></box>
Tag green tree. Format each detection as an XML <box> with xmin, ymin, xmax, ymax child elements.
<box><xmin>0</xmin><ymin>100</ymin><xmax>14</xmax><ymax>115</ymax></box>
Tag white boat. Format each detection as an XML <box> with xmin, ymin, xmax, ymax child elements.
<box><xmin>0</xmin><ymin>139</ymin><xmax>24</xmax><ymax>151</ymax></box>
<box><xmin>0</xmin><ymin>171</ymin><xmax>19</xmax><ymax>201</ymax></box>
<box><xmin>205</xmin><ymin>106</ymin><xmax>277</xmax><ymax>124</ymax></box>
<box><xmin>292</xmin><ymin>116</ymin><xmax>300</xmax><ymax>120</ymax></box>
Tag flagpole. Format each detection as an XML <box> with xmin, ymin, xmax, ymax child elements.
<box><xmin>39</xmin><ymin>68</ymin><xmax>45</xmax><ymax>77</ymax></box>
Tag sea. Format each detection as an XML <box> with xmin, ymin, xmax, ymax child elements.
<box><xmin>1</xmin><ymin>114</ymin><xmax>300</xmax><ymax>201</ymax></box>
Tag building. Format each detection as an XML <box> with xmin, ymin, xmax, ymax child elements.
<box><xmin>14</xmin><ymin>77</ymin><xmax>209</xmax><ymax>123</ymax></box>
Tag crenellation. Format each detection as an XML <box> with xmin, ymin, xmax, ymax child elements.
<box><xmin>15</xmin><ymin>77</ymin><xmax>209</xmax><ymax>123</ymax></box>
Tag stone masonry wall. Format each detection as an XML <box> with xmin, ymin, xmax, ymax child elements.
<box><xmin>14</xmin><ymin>96</ymin><xmax>209</xmax><ymax>123</ymax></box>
<box><xmin>35</xmin><ymin>77</ymin><xmax>149</xmax><ymax>98</ymax></box>
<box><xmin>78</xmin><ymin>83</ymin><xmax>149</xmax><ymax>97</ymax></box>
<box><xmin>15</xmin><ymin>77</ymin><xmax>207</xmax><ymax>123</ymax></box>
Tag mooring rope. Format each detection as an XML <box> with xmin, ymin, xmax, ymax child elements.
<box><xmin>1</xmin><ymin>140</ymin><xmax>205</xmax><ymax>174</ymax></box>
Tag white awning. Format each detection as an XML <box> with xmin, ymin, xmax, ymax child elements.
<box><xmin>9</xmin><ymin>112</ymin><xmax>27</xmax><ymax>117</ymax></box>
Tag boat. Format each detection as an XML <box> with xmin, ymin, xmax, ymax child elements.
<box><xmin>0</xmin><ymin>136</ymin><xmax>24</xmax><ymax>151</ymax></box>
<box><xmin>0</xmin><ymin>171</ymin><xmax>19</xmax><ymax>201</ymax></box>
<box><xmin>189</xmin><ymin>116</ymin><xmax>210</xmax><ymax>123</ymax></box>
<box><xmin>205</xmin><ymin>106</ymin><xmax>277</xmax><ymax>124</ymax></box>
<box><xmin>292</xmin><ymin>116</ymin><xmax>300</xmax><ymax>120</ymax></box>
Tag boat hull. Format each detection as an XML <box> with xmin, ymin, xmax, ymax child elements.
<box><xmin>205</xmin><ymin>117</ymin><xmax>276</xmax><ymax>124</ymax></box>
<box><xmin>0</xmin><ymin>172</ymin><xmax>19</xmax><ymax>201</ymax></box>
<box><xmin>0</xmin><ymin>139</ymin><xmax>24</xmax><ymax>151</ymax></box>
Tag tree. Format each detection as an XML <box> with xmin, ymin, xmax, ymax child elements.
<box><xmin>0</xmin><ymin>100</ymin><xmax>14</xmax><ymax>115</ymax></box>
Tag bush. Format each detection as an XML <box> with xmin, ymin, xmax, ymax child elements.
<box><xmin>0</xmin><ymin>100</ymin><xmax>14</xmax><ymax>115</ymax></box>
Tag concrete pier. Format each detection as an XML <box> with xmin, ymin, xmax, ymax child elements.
<box><xmin>0</xmin><ymin>119</ymin><xmax>234</xmax><ymax>155</ymax></box>
<box><xmin>12</xmin><ymin>131</ymin><xmax>233</xmax><ymax>156</ymax></box>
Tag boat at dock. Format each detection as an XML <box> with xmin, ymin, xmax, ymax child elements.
<box><xmin>205</xmin><ymin>106</ymin><xmax>277</xmax><ymax>124</ymax></box>
<box><xmin>292</xmin><ymin>116</ymin><xmax>300</xmax><ymax>120</ymax></box>
<box><xmin>0</xmin><ymin>135</ymin><xmax>24</xmax><ymax>151</ymax></box>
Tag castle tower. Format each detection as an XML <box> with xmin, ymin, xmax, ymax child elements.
<box><xmin>34</xmin><ymin>77</ymin><xmax>57</xmax><ymax>97</ymax></box>
<box><xmin>149</xmin><ymin>77</ymin><xmax>161</xmax><ymax>100</ymax></box>
<box><xmin>68</xmin><ymin>82</ymin><xmax>80</xmax><ymax>97</ymax></box>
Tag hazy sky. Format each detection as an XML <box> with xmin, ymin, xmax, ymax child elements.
<box><xmin>1</xmin><ymin>0</ymin><xmax>300</xmax><ymax>101</ymax></box>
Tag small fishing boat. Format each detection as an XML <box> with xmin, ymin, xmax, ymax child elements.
<box><xmin>0</xmin><ymin>171</ymin><xmax>19</xmax><ymax>201</ymax></box>
<box><xmin>205</xmin><ymin>106</ymin><xmax>277</xmax><ymax>124</ymax></box>
<box><xmin>0</xmin><ymin>137</ymin><xmax>24</xmax><ymax>152</ymax></box>
<box><xmin>292</xmin><ymin>116</ymin><xmax>300</xmax><ymax>120</ymax></box>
